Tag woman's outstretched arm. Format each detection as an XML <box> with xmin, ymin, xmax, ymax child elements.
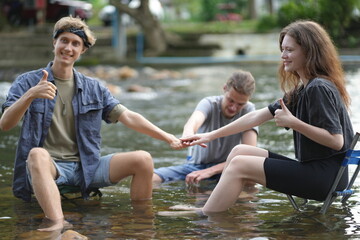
<box><xmin>181</xmin><ymin>107</ymin><xmax>273</xmax><ymax>147</ymax></box>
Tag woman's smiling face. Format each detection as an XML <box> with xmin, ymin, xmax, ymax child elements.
<box><xmin>281</xmin><ymin>34</ymin><xmax>307</xmax><ymax>79</ymax></box>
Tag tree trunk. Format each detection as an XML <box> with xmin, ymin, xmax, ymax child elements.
<box><xmin>248</xmin><ymin>0</ymin><xmax>256</xmax><ymax>19</ymax></box>
<box><xmin>268</xmin><ymin>0</ymin><xmax>273</xmax><ymax>15</ymax></box>
<box><xmin>109</xmin><ymin>0</ymin><xmax>167</xmax><ymax>56</ymax></box>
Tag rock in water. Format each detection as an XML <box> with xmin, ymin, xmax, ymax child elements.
<box><xmin>59</xmin><ymin>230</ymin><xmax>88</xmax><ymax>240</ymax></box>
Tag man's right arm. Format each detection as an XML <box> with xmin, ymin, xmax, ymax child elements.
<box><xmin>182</xmin><ymin>110</ymin><xmax>206</xmax><ymax>138</ymax></box>
<box><xmin>0</xmin><ymin>92</ymin><xmax>34</xmax><ymax>131</ymax></box>
<box><xmin>0</xmin><ymin>70</ymin><xmax>56</xmax><ymax>131</ymax></box>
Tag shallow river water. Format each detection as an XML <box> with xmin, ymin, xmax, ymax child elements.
<box><xmin>0</xmin><ymin>63</ymin><xmax>360</xmax><ymax>239</ymax></box>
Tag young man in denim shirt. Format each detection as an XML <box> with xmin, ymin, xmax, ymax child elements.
<box><xmin>0</xmin><ymin>16</ymin><xmax>183</xmax><ymax>231</ymax></box>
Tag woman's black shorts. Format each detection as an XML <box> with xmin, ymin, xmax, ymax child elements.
<box><xmin>264</xmin><ymin>151</ymin><xmax>347</xmax><ymax>201</ymax></box>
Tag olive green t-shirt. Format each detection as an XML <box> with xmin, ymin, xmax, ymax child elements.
<box><xmin>43</xmin><ymin>77</ymin><xmax>126</xmax><ymax>161</ymax></box>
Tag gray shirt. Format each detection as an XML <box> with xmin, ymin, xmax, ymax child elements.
<box><xmin>189</xmin><ymin>96</ymin><xmax>258</xmax><ymax>164</ymax></box>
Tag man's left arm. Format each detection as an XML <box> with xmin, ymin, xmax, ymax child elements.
<box><xmin>185</xmin><ymin>162</ymin><xmax>226</xmax><ymax>185</ymax></box>
<box><xmin>240</xmin><ymin>129</ymin><xmax>258</xmax><ymax>146</ymax></box>
<box><xmin>117</xmin><ymin>109</ymin><xmax>183</xmax><ymax>149</ymax></box>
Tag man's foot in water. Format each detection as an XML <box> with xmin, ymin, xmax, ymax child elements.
<box><xmin>38</xmin><ymin>217</ymin><xmax>73</xmax><ymax>232</ymax></box>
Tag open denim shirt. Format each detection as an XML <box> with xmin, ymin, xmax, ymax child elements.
<box><xmin>2</xmin><ymin>62</ymin><xmax>120</xmax><ymax>202</ymax></box>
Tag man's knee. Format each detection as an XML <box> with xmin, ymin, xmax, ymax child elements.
<box><xmin>112</xmin><ymin>150</ymin><xmax>153</xmax><ymax>172</ymax></box>
<box><xmin>134</xmin><ymin>150</ymin><xmax>153</xmax><ymax>171</ymax></box>
<box><xmin>152</xmin><ymin>173</ymin><xmax>163</xmax><ymax>184</ymax></box>
<box><xmin>28</xmin><ymin>147</ymin><xmax>49</xmax><ymax>162</ymax></box>
<box><xmin>27</xmin><ymin>147</ymin><xmax>52</xmax><ymax>172</ymax></box>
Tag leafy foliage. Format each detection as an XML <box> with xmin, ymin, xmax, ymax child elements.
<box><xmin>200</xmin><ymin>0</ymin><xmax>221</xmax><ymax>21</ymax></box>
<box><xmin>256</xmin><ymin>15</ymin><xmax>278</xmax><ymax>33</ymax></box>
<box><xmin>277</xmin><ymin>0</ymin><xmax>319</xmax><ymax>27</ymax></box>
<box><xmin>276</xmin><ymin>0</ymin><xmax>358</xmax><ymax>47</ymax></box>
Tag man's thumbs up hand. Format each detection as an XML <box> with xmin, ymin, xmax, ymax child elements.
<box><xmin>30</xmin><ymin>70</ymin><xmax>57</xmax><ymax>100</ymax></box>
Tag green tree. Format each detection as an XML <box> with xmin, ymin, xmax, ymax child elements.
<box><xmin>277</xmin><ymin>0</ymin><xmax>319</xmax><ymax>27</ymax></box>
<box><xmin>318</xmin><ymin>0</ymin><xmax>356</xmax><ymax>40</ymax></box>
<box><xmin>201</xmin><ymin>0</ymin><xmax>220</xmax><ymax>21</ymax></box>
<box><xmin>277</xmin><ymin>0</ymin><xmax>358</xmax><ymax>45</ymax></box>
<box><xmin>201</xmin><ymin>0</ymin><xmax>219</xmax><ymax>22</ymax></box>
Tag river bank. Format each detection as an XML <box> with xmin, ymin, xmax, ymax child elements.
<box><xmin>1</xmin><ymin>25</ymin><xmax>360</xmax><ymax>71</ymax></box>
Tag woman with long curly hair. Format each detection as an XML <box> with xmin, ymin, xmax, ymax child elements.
<box><xmin>180</xmin><ymin>20</ymin><xmax>354</xmax><ymax>213</ymax></box>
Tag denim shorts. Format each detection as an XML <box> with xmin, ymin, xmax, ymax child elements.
<box><xmin>27</xmin><ymin>154</ymin><xmax>115</xmax><ymax>188</ymax></box>
<box><xmin>154</xmin><ymin>162</ymin><xmax>221</xmax><ymax>182</ymax></box>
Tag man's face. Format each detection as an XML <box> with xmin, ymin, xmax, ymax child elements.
<box><xmin>221</xmin><ymin>87</ymin><xmax>250</xmax><ymax>119</ymax></box>
<box><xmin>53</xmin><ymin>32</ymin><xmax>85</xmax><ymax>66</ymax></box>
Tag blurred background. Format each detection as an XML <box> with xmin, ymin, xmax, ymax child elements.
<box><xmin>0</xmin><ymin>0</ymin><xmax>359</xmax><ymax>67</ymax></box>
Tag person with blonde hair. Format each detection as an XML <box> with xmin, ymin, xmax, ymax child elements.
<box><xmin>153</xmin><ymin>70</ymin><xmax>258</xmax><ymax>185</ymax></box>
<box><xmin>180</xmin><ymin>20</ymin><xmax>354</xmax><ymax>213</ymax></box>
<box><xmin>0</xmin><ymin>16</ymin><xmax>183</xmax><ymax>231</ymax></box>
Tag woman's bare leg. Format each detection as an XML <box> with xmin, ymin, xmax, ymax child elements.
<box><xmin>223</xmin><ymin>144</ymin><xmax>269</xmax><ymax>170</ymax></box>
<box><xmin>202</xmin><ymin>145</ymin><xmax>268</xmax><ymax>213</ymax></box>
<box><xmin>223</xmin><ymin>144</ymin><xmax>268</xmax><ymax>190</ymax></box>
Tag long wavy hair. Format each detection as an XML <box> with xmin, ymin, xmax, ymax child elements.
<box><xmin>278</xmin><ymin>20</ymin><xmax>350</xmax><ymax>109</ymax></box>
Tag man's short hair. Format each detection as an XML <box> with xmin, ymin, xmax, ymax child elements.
<box><xmin>225</xmin><ymin>70</ymin><xmax>255</xmax><ymax>96</ymax></box>
<box><xmin>53</xmin><ymin>16</ymin><xmax>96</xmax><ymax>48</ymax></box>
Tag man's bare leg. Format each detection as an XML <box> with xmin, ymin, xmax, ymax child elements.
<box><xmin>109</xmin><ymin>150</ymin><xmax>154</xmax><ymax>200</ymax></box>
<box><xmin>152</xmin><ymin>173</ymin><xmax>163</xmax><ymax>189</ymax></box>
<box><xmin>27</xmin><ymin>147</ymin><xmax>68</xmax><ymax>231</ymax></box>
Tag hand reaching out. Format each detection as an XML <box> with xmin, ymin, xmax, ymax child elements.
<box><xmin>180</xmin><ymin>133</ymin><xmax>209</xmax><ymax>148</ymax></box>
<box><xmin>168</xmin><ymin>134</ymin><xmax>187</xmax><ymax>150</ymax></box>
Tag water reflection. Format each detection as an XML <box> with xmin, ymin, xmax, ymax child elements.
<box><xmin>0</xmin><ymin>63</ymin><xmax>359</xmax><ymax>239</ymax></box>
